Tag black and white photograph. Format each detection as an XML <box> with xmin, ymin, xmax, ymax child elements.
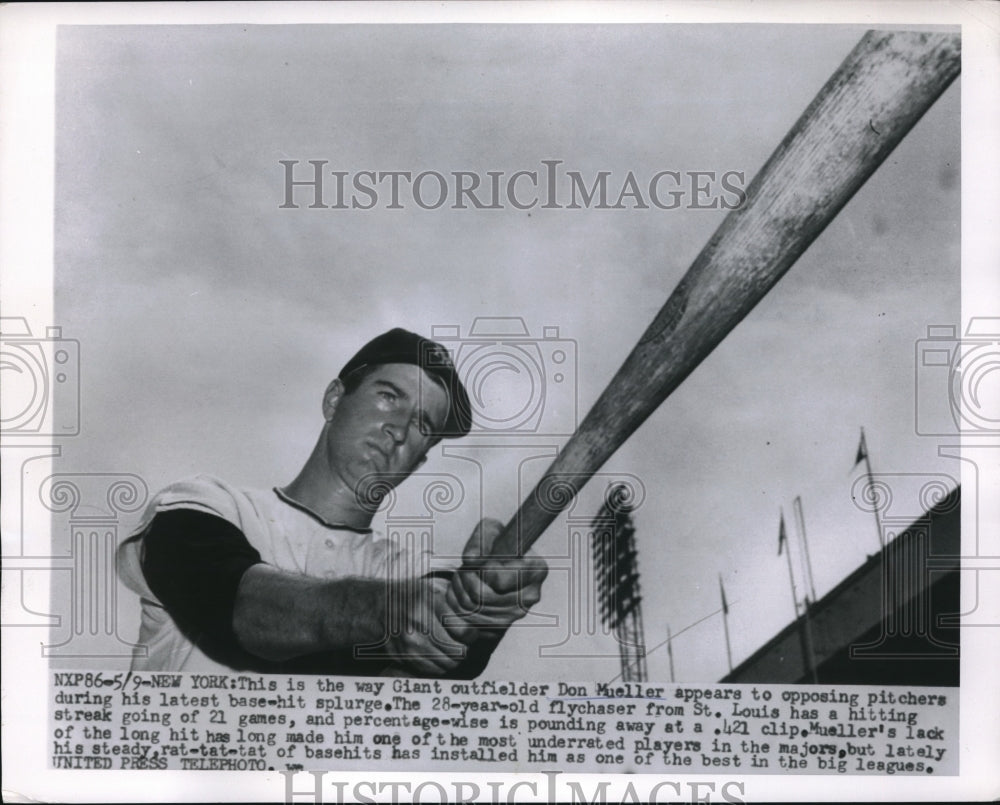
<box><xmin>1</xmin><ymin>2</ymin><xmax>997</xmax><ymax>802</ymax></box>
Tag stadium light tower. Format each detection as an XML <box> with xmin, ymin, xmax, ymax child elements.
<box><xmin>591</xmin><ymin>484</ymin><xmax>648</xmax><ymax>682</ymax></box>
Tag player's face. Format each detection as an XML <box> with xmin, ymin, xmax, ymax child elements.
<box><xmin>322</xmin><ymin>363</ymin><xmax>450</xmax><ymax>495</ymax></box>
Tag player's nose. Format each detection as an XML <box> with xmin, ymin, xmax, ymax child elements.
<box><xmin>382</xmin><ymin>418</ymin><xmax>410</xmax><ymax>445</ymax></box>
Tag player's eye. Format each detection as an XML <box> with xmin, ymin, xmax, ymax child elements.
<box><xmin>413</xmin><ymin>413</ymin><xmax>437</xmax><ymax>440</ymax></box>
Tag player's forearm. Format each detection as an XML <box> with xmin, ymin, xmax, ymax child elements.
<box><xmin>232</xmin><ymin>564</ymin><xmax>387</xmax><ymax>662</ymax></box>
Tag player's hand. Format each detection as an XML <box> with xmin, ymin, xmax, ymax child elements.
<box><xmin>387</xmin><ymin>575</ymin><xmax>468</xmax><ymax>677</ymax></box>
<box><xmin>444</xmin><ymin>518</ymin><xmax>549</xmax><ymax>645</ymax></box>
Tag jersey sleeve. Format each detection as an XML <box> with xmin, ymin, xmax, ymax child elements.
<box><xmin>140</xmin><ymin>508</ymin><xmax>263</xmax><ymax>653</ymax></box>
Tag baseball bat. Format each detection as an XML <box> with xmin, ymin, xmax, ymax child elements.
<box><xmin>490</xmin><ymin>30</ymin><xmax>961</xmax><ymax>558</ymax></box>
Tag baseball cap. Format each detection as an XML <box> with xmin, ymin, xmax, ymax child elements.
<box><xmin>339</xmin><ymin>328</ymin><xmax>473</xmax><ymax>438</ymax></box>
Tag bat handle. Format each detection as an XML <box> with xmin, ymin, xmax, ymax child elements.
<box><xmin>491</xmin><ymin>466</ymin><xmax>594</xmax><ymax>558</ymax></box>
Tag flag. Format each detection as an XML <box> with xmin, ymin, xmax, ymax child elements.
<box><xmin>854</xmin><ymin>428</ymin><xmax>868</xmax><ymax>469</ymax></box>
<box><xmin>778</xmin><ymin>511</ymin><xmax>787</xmax><ymax>556</ymax></box>
<box><xmin>719</xmin><ymin>575</ymin><xmax>729</xmax><ymax>615</ymax></box>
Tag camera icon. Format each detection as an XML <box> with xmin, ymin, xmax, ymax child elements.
<box><xmin>0</xmin><ymin>317</ymin><xmax>80</xmax><ymax>437</ymax></box>
<box><xmin>428</xmin><ymin>317</ymin><xmax>577</xmax><ymax>436</ymax></box>
<box><xmin>915</xmin><ymin>318</ymin><xmax>1000</xmax><ymax>436</ymax></box>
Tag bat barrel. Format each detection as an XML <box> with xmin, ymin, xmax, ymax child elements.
<box><xmin>492</xmin><ymin>30</ymin><xmax>961</xmax><ymax>558</ymax></box>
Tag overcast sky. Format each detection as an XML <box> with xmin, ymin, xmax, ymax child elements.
<box><xmin>52</xmin><ymin>23</ymin><xmax>961</xmax><ymax>681</ymax></box>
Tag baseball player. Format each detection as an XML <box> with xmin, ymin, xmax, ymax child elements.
<box><xmin>117</xmin><ymin>328</ymin><xmax>548</xmax><ymax>677</ymax></box>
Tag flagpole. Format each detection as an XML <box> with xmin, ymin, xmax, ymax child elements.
<box><xmin>719</xmin><ymin>574</ymin><xmax>733</xmax><ymax>674</ymax></box>
<box><xmin>780</xmin><ymin>508</ymin><xmax>819</xmax><ymax>682</ymax></box>
<box><xmin>792</xmin><ymin>498</ymin><xmax>821</xmax><ymax>683</ymax></box>
<box><xmin>793</xmin><ymin>495</ymin><xmax>817</xmax><ymax>602</ymax></box>
<box><xmin>801</xmin><ymin>597</ymin><xmax>820</xmax><ymax>683</ymax></box>
<box><xmin>666</xmin><ymin>624</ymin><xmax>675</xmax><ymax>683</ymax></box>
<box><xmin>859</xmin><ymin>427</ymin><xmax>885</xmax><ymax>551</ymax></box>
<box><xmin>779</xmin><ymin>509</ymin><xmax>799</xmax><ymax>619</ymax></box>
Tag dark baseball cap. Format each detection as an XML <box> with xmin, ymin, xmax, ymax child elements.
<box><xmin>339</xmin><ymin>328</ymin><xmax>472</xmax><ymax>438</ymax></box>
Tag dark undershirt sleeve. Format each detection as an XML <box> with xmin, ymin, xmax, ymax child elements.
<box><xmin>140</xmin><ymin>509</ymin><xmax>499</xmax><ymax>677</ymax></box>
<box><xmin>140</xmin><ymin>508</ymin><xmax>263</xmax><ymax>653</ymax></box>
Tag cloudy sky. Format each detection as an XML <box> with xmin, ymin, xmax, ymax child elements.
<box><xmin>51</xmin><ymin>23</ymin><xmax>961</xmax><ymax>681</ymax></box>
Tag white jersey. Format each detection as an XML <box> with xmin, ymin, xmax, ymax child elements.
<box><xmin>116</xmin><ymin>474</ymin><xmax>434</xmax><ymax>673</ymax></box>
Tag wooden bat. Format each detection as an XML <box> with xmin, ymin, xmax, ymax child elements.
<box><xmin>490</xmin><ymin>30</ymin><xmax>961</xmax><ymax>558</ymax></box>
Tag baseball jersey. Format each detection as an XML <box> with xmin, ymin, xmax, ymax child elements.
<box><xmin>116</xmin><ymin>474</ymin><xmax>437</xmax><ymax>673</ymax></box>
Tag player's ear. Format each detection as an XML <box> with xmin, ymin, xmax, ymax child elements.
<box><xmin>322</xmin><ymin>378</ymin><xmax>346</xmax><ymax>422</ymax></box>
